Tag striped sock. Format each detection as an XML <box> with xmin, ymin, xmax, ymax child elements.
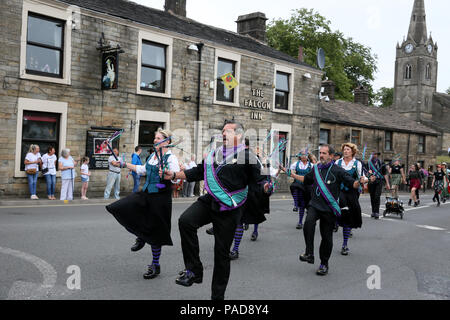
<box><xmin>233</xmin><ymin>224</ymin><xmax>244</xmax><ymax>252</ymax></box>
<box><xmin>298</xmin><ymin>191</ymin><xmax>305</xmax><ymax>224</ymax></box>
<box><xmin>253</xmin><ymin>224</ymin><xmax>259</xmax><ymax>235</ymax></box>
<box><xmin>292</xmin><ymin>189</ymin><xmax>300</xmax><ymax>208</ymax></box>
<box><xmin>343</xmin><ymin>226</ymin><xmax>352</xmax><ymax>247</ymax></box>
<box><xmin>151</xmin><ymin>245</ymin><xmax>162</xmax><ymax>266</ymax></box>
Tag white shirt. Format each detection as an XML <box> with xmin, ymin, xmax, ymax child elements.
<box><xmin>41</xmin><ymin>153</ymin><xmax>57</xmax><ymax>175</ymax></box>
<box><xmin>337</xmin><ymin>157</ymin><xmax>364</xmax><ymax>177</ymax></box>
<box><xmin>188</xmin><ymin>161</ymin><xmax>197</xmax><ymax>170</ymax></box>
<box><xmin>136</xmin><ymin>150</ymin><xmax>180</xmax><ymax>183</ymax></box>
<box><xmin>81</xmin><ymin>164</ymin><xmax>89</xmax><ymax>179</ymax></box>
<box><xmin>290</xmin><ymin>161</ymin><xmax>311</xmax><ymax>171</ymax></box>
<box><xmin>108</xmin><ymin>155</ymin><xmax>121</xmax><ymax>173</ymax></box>
<box><xmin>25</xmin><ymin>152</ymin><xmax>41</xmax><ymax>171</ymax></box>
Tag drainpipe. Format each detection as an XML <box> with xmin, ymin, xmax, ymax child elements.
<box><xmin>195</xmin><ymin>43</ymin><xmax>204</xmax><ymax>160</ymax></box>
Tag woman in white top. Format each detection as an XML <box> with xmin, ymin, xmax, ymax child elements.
<box><xmin>24</xmin><ymin>144</ymin><xmax>42</xmax><ymax>199</ymax></box>
<box><xmin>58</xmin><ymin>149</ymin><xmax>78</xmax><ymax>201</ymax></box>
<box><xmin>106</xmin><ymin>128</ymin><xmax>180</xmax><ymax>280</ymax></box>
<box><xmin>41</xmin><ymin>146</ymin><xmax>57</xmax><ymax>200</ymax></box>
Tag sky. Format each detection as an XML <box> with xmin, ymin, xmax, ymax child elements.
<box><xmin>133</xmin><ymin>0</ymin><xmax>450</xmax><ymax>93</ymax></box>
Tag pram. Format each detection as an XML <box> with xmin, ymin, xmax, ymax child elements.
<box><xmin>383</xmin><ymin>189</ymin><xmax>405</xmax><ymax>219</ymax></box>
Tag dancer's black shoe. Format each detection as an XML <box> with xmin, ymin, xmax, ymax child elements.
<box><xmin>175</xmin><ymin>270</ymin><xmax>203</xmax><ymax>286</ymax></box>
<box><xmin>299</xmin><ymin>253</ymin><xmax>314</xmax><ymax>264</ymax></box>
<box><xmin>316</xmin><ymin>264</ymin><xmax>329</xmax><ymax>276</ymax></box>
<box><xmin>293</xmin><ymin>207</ymin><xmax>298</xmax><ymax>212</ymax></box>
<box><xmin>229</xmin><ymin>250</ymin><xmax>239</xmax><ymax>260</ymax></box>
<box><xmin>131</xmin><ymin>238</ymin><xmax>145</xmax><ymax>252</ymax></box>
<box><xmin>250</xmin><ymin>232</ymin><xmax>258</xmax><ymax>241</ymax></box>
<box><xmin>206</xmin><ymin>227</ymin><xmax>214</xmax><ymax>235</ymax></box>
<box><xmin>341</xmin><ymin>246</ymin><xmax>349</xmax><ymax>256</ymax></box>
<box><xmin>143</xmin><ymin>264</ymin><xmax>160</xmax><ymax>279</ymax></box>
<box><xmin>296</xmin><ymin>223</ymin><xmax>303</xmax><ymax>230</ymax></box>
<box><xmin>243</xmin><ymin>224</ymin><xmax>249</xmax><ymax>231</ymax></box>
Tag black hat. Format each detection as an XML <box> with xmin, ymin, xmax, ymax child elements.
<box><xmin>334</xmin><ymin>152</ymin><xmax>343</xmax><ymax>157</ymax></box>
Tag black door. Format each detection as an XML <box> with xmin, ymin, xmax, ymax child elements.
<box><xmin>138</xmin><ymin>121</ymin><xmax>165</xmax><ymax>163</ymax></box>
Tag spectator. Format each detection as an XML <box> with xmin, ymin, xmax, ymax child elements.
<box><xmin>41</xmin><ymin>146</ymin><xmax>57</xmax><ymax>200</ymax></box>
<box><xmin>131</xmin><ymin>146</ymin><xmax>142</xmax><ymax>193</ymax></box>
<box><xmin>24</xmin><ymin>144</ymin><xmax>42</xmax><ymax>200</ymax></box>
<box><xmin>420</xmin><ymin>166</ymin><xmax>429</xmax><ymax>193</ymax></box>
<box><xmin>104</xmin><ymin>148</ymin><xmax>121</xmax><ymax>199</ymax></box>
<box><xmin>447</xmin><ymin>147</ymin><xmax>450</xmax><ymax>157</ymax></box>
<box><xmin>59</xmin><ymin>149</ymin><xmax>77</xmax><ymax>201</ymax></box>
<box><xmin>80</xmin><ymin>156</ymin><xmax>91</xmax><ymax>200</ymax></box>
<box><xmin>185</xmin><ymin>155</ymin><xmax>197</xmax><ymax>197</ymax></box>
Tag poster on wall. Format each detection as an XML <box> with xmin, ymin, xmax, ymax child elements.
<box><xmin>101</xmin><ymin>51</ymin><xmax>118</xmax><ymax>90</ymax></box>
<box><xmin>86</xmin><ymin>130</ymin><xmax>120</xmax><ymax>170</ymax></box>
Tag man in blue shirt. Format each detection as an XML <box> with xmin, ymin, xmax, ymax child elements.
<box><xmin>131</xmin><ymin>146</ymin><xmax>142</xmax><ymax>193</ymax></box>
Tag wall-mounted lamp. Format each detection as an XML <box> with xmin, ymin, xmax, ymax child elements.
<box><xmin>303</xmin><ymin>73</ymin><xmax>312</xmax><ymax>80</ymax></box>
<box><xmin>183</xmin><ymin>96</ymin><xmax>192</xmax><ymax>102</ymax></box>
<box><xmin>187</xmin><ymin>44</ymin><xmax>199</xmax><ymax>52</ymax></box>
<box><xmin>130</xmin><ymin>120</ymin><xmax>138</xmax><ymax>130</ymax></box>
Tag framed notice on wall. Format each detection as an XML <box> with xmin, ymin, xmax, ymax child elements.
<box><xmin>101</xmin><ymin>51</ymin><xmax>119</xmax><ymax>90</ymax></box>
<box><xmin>85</xmin><ymin>130</ymin><xmax>120</xmax><ymax>170</ymax></box>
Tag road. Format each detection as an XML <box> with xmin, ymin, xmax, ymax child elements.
<box><xmin>0</xmin><ymin>192</ymin><xmax>449</xmax><ymax>300</ymax></box>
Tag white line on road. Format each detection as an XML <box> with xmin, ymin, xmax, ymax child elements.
<box><xmin>0</xmin><ymin>246</ymin><xmax>57</xmax><ymax>288</ymax></box>
<box><xmin>416</xmin><ymin>225</ymin><xmax>447</xmax><ymax>231</ymax></box>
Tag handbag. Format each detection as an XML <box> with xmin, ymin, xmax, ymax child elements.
<box><xmin>42</xmin><ymin>157</ymin><xmax>49</xmax><ymax>174</ymax></box>
<box><xmin>26</xmin><ymin>168</ymin><xmax>37</xmax><ymax>175</ymax></box>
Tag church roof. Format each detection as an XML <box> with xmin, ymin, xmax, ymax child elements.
<box><xmin>407</xmin><ymin>0</ymin><xmax>428</xmax><ymax>45</ymax></box>
<box><xmin>56</xmin><ymin>0</ymin><xmax>317</xmax><ymax>70</ymax></box>
<box><xmin>320</xmin><ymin>100</ymin><xmax>439</xmax><ymax>136</ymax></box>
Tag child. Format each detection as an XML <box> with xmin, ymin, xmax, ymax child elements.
<box><xmin>80</xmin><ymin>157</ymin><xmax>91</xmax><ymax>200</ymax></box>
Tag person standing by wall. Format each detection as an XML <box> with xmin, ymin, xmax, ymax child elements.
<box><xmin>59</xmin><ymin>149</ymin><xmax>77</xmax><ymax>201</ymax></box>
<box><xmin>80</xmin><ymin>156</ymin><xmax>91</xmax><ymax>200</ymax></box>
<box><xmin>131</xmin><ymin>146</ymin><xmax>142</xmax><ymax>193</ymax></box>
<box><xmin>41</xmin><ymin>146</ymin><xmax>57</xmax><ymax>200</ymax></box>
<box><xmin>24</xmin><ymin>144</ymin><xmax>42</xmax><ymax>200</ymax></box>
<box><xmin>104</xmin><ymin>148</ymin><xmax>121</xmax><ymax>200</ymax></box>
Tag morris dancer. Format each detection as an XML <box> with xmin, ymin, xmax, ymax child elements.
<box><xmin>163</xmin><ymin>120</ymin><xmax>270</xmax><ymax>300</ymax></box>
<box><xmin>432</xmin><ymin>165</ymin><xmax>446</xmax><ymax>207</ymax></box>
<box><xmin>367</xmin><ymin>152</ymin><xmax>389</xmax><ymax>219</ymax></box>
<box><xmin>388</xmin><ymin>159</ymin><xmax>407</xmax><ymax>198</ymax></box>
<box><xmin>335</xmin><ymin>143</ymin><xmax>367</xmax><ymax>256</ymax></box>
<box><xmin>282</xmin><ymin>145</ymin><xmax>362</xmax><ymax>276</ymax></box>
<box><xmin>106</xmin><ymin>129</ymin><xmax>180</xmax><ymax>279</ymax></box>
<box><xmin>289</xmin><ymin>151</ymin><xmax>313</xmax><ymax>229</ymax></box>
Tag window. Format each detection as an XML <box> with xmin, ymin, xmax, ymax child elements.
<box><xmin>140</xmin><ymin>41</ymin><xmax>166</xmax><ymax>93</ymax></box>
<box><xmin>26</xmin><ymin>13</ymin><xmax>64</xmax><ymax>78</ymax></box>
<box><xmin>216</xmin><ymin>58</ymin><xmax>236</xmax><ymax>103</ymax></box>
<box><xmin>418</xmin><ymin>135</ymin><xmax>425</xmax><ymax>153</ymax></box>
<box><xmin>425</xmin><ymin>63</ymin><xmax>431</xmax><ymax>80</ymax></box>
<box><xmin>385</xmin><ymin>131</ymin><xmax>393</xmax><ymax>151</ymax></box>
<box><xmin>21</xmin><ymin>111</ymin><xmax>60</xmax><ymax>171</ymax></box>
<box><xmin>405</xmin><ymin>64</ymin><xmax>412</xmax><ymax>79</ymax></box>
<box><xmin>320</xmin><ymin>129</ymin><xmax>330</xmax><ymax>145</ymax></box>
<box><xmin>275</xmin><ymin>72</ymin><xmax>290</xmax><ymax>110</ymax></box>
<box><xmin>351</xmin><ymin>129</ymin><xmax>361</xmax><ymax>146</ymax></box>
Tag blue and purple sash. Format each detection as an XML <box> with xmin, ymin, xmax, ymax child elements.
<box><xmin>313</xmin><ymin>164</ymin><xmax>341</xmax><ymax>217</ymax></box>
<box><xmin>369</xmin><ymin>159</ymin><xmax>383</xmax><ymax>179</ymax></box>
<box><xmin>204</xmin><ymin>148</ymin><xmax>248</xmax><ymax>212</ymax></box>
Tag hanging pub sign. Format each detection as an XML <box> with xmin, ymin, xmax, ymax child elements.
<box><xmin>101</xmin><ymin>51</ymin><xmax>119</xmax><ymax>90</ymax></box>
<box><xmin>85</xmin><ymin>130</ymin><xmax>120</xmax><ymax>170</ymax></box>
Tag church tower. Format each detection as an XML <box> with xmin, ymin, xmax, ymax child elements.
<box><xmin>394</xmin><ymin>0</ymin><xmax>438</xmax><ymax>122</ymax></box>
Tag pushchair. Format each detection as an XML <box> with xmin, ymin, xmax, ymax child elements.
<box><xmin>383</xmin><ymin>189</ymin><xmax>405</xmax><ymax>219</ymax></box>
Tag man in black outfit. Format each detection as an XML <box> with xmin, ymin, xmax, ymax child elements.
<box><xmin>367</xmin><ymin>152</ymin><xmax>390</xmax><ymax>219</ymax></box>
<box><xmin>284</xmin><ymin>145</ymin><xmax>362</xmax><ymax>276</ymax></box>
<box><xmin>164</xmin><ymin>121</ymin><xmax>270</xmax><ymax>300</ymax></box>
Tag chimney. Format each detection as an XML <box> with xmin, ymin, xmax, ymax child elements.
<box><xmin>164</xmin><ymin>0</ymin><xmax>186</xmax><ymax>17</ymax></box>
<box><xmin>236</xmin><ymin>12</ymin><xmax>268</xmax><ymax>43</ymax></box>
<box><xmin>298</xmin><ymin>46</ymin><xmax>304</xmax><ymax>62</ymax></box>
<box><xmin>354</xmin><ymin>85</ymin><xmax>369</xmax><ymax>106</ymax></box>
<box><xmin>321</xmin><ymin>80</ymin><xmax>335</xmax><ymax>101</ymax></box>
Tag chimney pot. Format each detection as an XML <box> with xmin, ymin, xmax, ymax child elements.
<box><xmin>164</xmin><ymin>0</ymin><xmax>186</xmax><ymax>17</ymax></box>
<box><xmin>236</xmin><ymin>12</ymin><xmax>268</xmax><ymax>43</ymax></box>
<box><xmin>354</xmin><ymin>85</ymin><xmax>369</xmax><ymax>106</ymax></box>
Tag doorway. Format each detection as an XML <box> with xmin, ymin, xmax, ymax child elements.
<box><xmin>139</xmin><ymin>121</ymin><xmax>165</xmax><ymax>163</ymax></box>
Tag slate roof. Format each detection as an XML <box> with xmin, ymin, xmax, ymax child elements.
<box><xmin>57</xmin><ymin>0</ymin><xmax>317</xmax><ymax>70</ymax></box>
<box><xmin>320</xmin><ymin>100</ymin><xmax>439</xmax><ymax>136</ymax></box>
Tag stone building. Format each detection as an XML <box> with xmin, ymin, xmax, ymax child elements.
<box><xmin>393</xmin><ymin>0</ymin><xmax>450</xmax><ymax>154</ymax></box>
<box><xmin>0</xmin><ymin>0</ymin><xmax>323</xmax><ymax>197</ymax></box>
<box><xmin>319</xmin><ymin>88</ymin><xmax>439</xmax><ymax>171</ymax></box>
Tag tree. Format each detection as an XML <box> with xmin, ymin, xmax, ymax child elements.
<box><xmin>266</xmin><ymin>9</ymin><xmax>378</xmax><ymax>104</ymax></box>
<box><xmin>374</xmin><ymin>87</ymin><xmax>394</xmax><ymax>107</ymax></box>
<box><xmin>446</xmin><ymin>87</ymin><xmax>450</xmax><ymax>95</ymax></box>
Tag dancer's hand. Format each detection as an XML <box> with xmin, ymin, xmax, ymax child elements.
<box><xmin>263</xmin><ymin>182</ymin><xmax>270</xmax><ymax>193</ymax></box>
<box><xmin>162</xmin><ymin>169</ymin><xmax>174</xmax><ymax>181</ymax></box>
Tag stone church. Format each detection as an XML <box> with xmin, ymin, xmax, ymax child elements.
<box><xmin>393</xmin><ymin>0</ymin><xmax>450</xmax><ymax>155</ymax></box>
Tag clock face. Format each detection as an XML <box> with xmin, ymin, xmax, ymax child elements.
<box><xmin>427</xmin><ymin>44</ymin><xmax>433</xmax><ymax>53</ymax></box>
<box><xmin>405</xmin><ymin>44</ymin><xmax>414</xmax><ymax>54</ymax></box>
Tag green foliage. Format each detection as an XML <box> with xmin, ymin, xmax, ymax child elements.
<box><xmin>266</xmin><ymin>8</ymin><xmax>378</xmax><ymax>104</ymax></box>
<box><xmin>375</xmin><ymin>87</ymin><xmax>394</xmax><ymax>107</ymax></box>
<box><xmin>446</xmin><ymin>87</ymin><xmax>450</xmax><ymax>95</ymax></box>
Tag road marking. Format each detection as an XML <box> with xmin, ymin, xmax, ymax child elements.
<box><xmin>416</xmin><ymin>225</ymin><xmax>447</xmax><ymax>231</ymax></box>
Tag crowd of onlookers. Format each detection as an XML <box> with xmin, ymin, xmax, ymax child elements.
<box><xmin>23</xmin><ymin>144</ymin><xmax>205</xmax><ymax>201</ymax></box>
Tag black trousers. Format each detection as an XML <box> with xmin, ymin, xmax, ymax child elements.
<box><xmin>303</xmin><ymin>206</ymin><xmax>337</xmax><ymax>266</ymax></box>
<box><xmin>368</xmin><ymin>182</ymin><xmax>383</xmax><ymax>214</ymax></box>
<box><xmin>178</xmin><ymin>200</ymin><xmax>242</xmax><ymax>300</ymax></box>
